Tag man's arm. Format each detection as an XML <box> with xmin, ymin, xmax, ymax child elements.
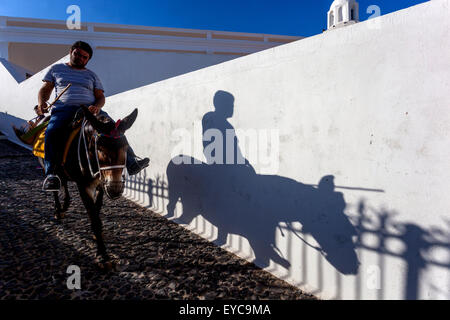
<box><xmin>88</xmin><ymin>88</ymin><xmax>105</xmax><ymax>115</ymax></box>
<box><xmin>37</xmin><ymin>81</ymin><xmax>55</xmax><ymax>115</ymax></box>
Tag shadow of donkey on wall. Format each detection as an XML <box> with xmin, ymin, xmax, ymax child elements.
<box><xmin>166</xmin><ymin>90</ymin><xmax>360</xmax><ymax>275</ymax></box>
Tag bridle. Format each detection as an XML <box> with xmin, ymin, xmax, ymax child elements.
<box><xmin>78</xmin><ymin>118</ymin><xmax>127</xmax><ymax>184</ymax></box>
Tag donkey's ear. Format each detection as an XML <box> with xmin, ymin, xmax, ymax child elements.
<box><xmin>117</xmin><ymin>108</ymin><xmax>138</xmax><ymax>132</ymax></box>
<box><xmin>81</xmin><ymin>106</ymin><xmax>114</xmax><ymax>133</ymax></box>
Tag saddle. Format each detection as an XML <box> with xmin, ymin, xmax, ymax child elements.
<box><xmin>13</xmin><ymin>110</ymin><xmax>83</xmax><ymax>165</ymax></box>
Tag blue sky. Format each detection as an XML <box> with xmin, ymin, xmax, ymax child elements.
<box><xmin>0</xmin><ymin>0</ymin><xmax>429</xmax><ymax>37</ymax></box>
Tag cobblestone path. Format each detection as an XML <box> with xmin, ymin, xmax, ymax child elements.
<box><xmin>0</xmin><ymin>139</ymin><xmax>316</xmax><ymax>300</ymax></box>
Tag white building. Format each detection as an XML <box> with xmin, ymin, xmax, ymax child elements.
<box><xmin>328</xmin><ymin>0</ymin><xmax>360</xmax><ymax>30</ymax></box>
<box><xmin>0</xmin><ymin>15</ymin><xmax>302</xmax><ymax>96</ymax></box>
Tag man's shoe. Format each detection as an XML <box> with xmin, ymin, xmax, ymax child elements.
<box><xmin>42</xmin><ymin>174</ymin><xmax>61</xmax><ymax>192</ymax></box>
<box><xmin>127</xmin><ymin>157</ymin><xmax>149</xmax><ymax>175</ymax></box>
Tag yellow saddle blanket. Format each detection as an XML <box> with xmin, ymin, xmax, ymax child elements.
<box><xmin>32</xmin><ymin>124</ymin><xmax>81</xmax><ymax>165</ymax></box>
<box><xmin>32</xmin><ymin>126</ymin><xmax>46</xmax><ymax>158</ymax></box>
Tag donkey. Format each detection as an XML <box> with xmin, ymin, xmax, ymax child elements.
<box><xmin>51</xmin><ymin>106</ymin><xmax>138</xmax><ymax>270</ymax></box>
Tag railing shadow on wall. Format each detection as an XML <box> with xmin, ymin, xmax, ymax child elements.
<box><xmin>352</xmin><ymin>202</ymin><xmax>450</xmax><ymax>300</ymax></box>
<box><xmin>122</xmin><ymin>90</ymin><xmax>450</xmax><ymax>299</ymax></box>
<box><xmin>125</xmin><ymin>156</ymin><xmax>450</xmax><ymax>300</ymax></box>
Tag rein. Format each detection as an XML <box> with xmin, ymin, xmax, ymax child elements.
<box><xmin>78</xmin><ymin>118</ymin><xmax>127</xmax><ymax>181</ymax></box>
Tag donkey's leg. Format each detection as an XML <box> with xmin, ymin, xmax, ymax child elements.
<box><xmin>92</xmin><ymin>187</ymin><xmax>105</xmax><ymax>241</ymax></box>
<box><xmin>61</xmin><ymin>179</ymin><xmax>71</xmax><ymax>213</ymax></box>
<box><xmin>53</xmin><ymin>191</ymin><xmax>63</xmax><ymax>221</ymax></box>
<box><xmin>94</xmin><ymin>186</ymin><xmax>104</xmax><ymax>212</ymax></box>
<box><xmin>54</xmin><ymin>178</ymin><xmax>70</xmax><ymax>220</ymax></box>
<box><xmin>77</xmin><ymin>183</ymin><xmax>112</xmax><ymax>270</ymax></box>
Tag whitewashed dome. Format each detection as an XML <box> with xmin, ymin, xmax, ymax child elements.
<box><xmin>328</xmin><ymin>0</ymin><xmax>359</xmax><ymax>30</ymax></box>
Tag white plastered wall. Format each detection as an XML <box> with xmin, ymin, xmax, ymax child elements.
<box><xmin>0</xmin><ymin>0</ymin><xmax>449</xmax><ymax>300</ymax></box>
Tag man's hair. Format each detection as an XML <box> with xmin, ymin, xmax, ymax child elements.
<box><xmin>71</xmin><ymin>41</ymin><xmax>93</xmax><ymax>59</ymax></box>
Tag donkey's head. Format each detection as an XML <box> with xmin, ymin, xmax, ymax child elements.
<box><xmin>82</xmin><ymin>106</ymin><xmax>138</xmax><ymax>199</ymax></box>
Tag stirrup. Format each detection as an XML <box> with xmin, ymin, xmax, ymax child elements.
<box><xmin>42</xmin><ymin>174</ymin><xmax>61</xmax><ymax>192</ymax></box>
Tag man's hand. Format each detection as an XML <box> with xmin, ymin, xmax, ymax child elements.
<box><xmin>36</xmin><ymin>102</ymin><xmax>48</xmax><ymax>115</ymax></box>
<box><xmin>90</xmin><ymin>89</ymin><xmax>105</xmax><ymax>115</ymax></box>
<box><xmin>38</xmin><ymin>81</ymin><xmax>54</xmax><ymax>115</ymax></box>
<box><xmin>88</xmin><ymin>105</ymin><xmax>101</xmax><ymax>115</ymax></box>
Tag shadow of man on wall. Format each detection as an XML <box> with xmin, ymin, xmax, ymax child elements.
<box><xmin>166</xmin><ymin>90</ymin><xmax>360</xmax><ymax>275</ymax></box>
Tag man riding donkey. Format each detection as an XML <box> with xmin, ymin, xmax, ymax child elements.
<box><xmin>36</xmin><ymin>41</ymin><xmax>149</xmax><ymax>191</ymax></box>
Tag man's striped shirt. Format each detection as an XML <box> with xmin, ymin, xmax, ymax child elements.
<box><xmin>42</xmin><ymin>63</ymin><xmax>104</xmax><ymax>110</ymax></box>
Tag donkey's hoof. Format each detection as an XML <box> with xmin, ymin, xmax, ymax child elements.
<box><xmin>95</xmin><ymin>255</ymin><xmax>115</xmax><ymax>272</ymax></box>
<box><xmin>92</xmin><ymin>232</ymin><xmax>106</xmax><ymax>241</ymax></box>
<box><xmin>54</xmin><ymin>212</ymin><xmax>65</xmax><ymax>221</ymax></box>
<box><xmin>104</xmin><ymin>260</ymin><xmax>115</xmax><ymax>271</ymax></box>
